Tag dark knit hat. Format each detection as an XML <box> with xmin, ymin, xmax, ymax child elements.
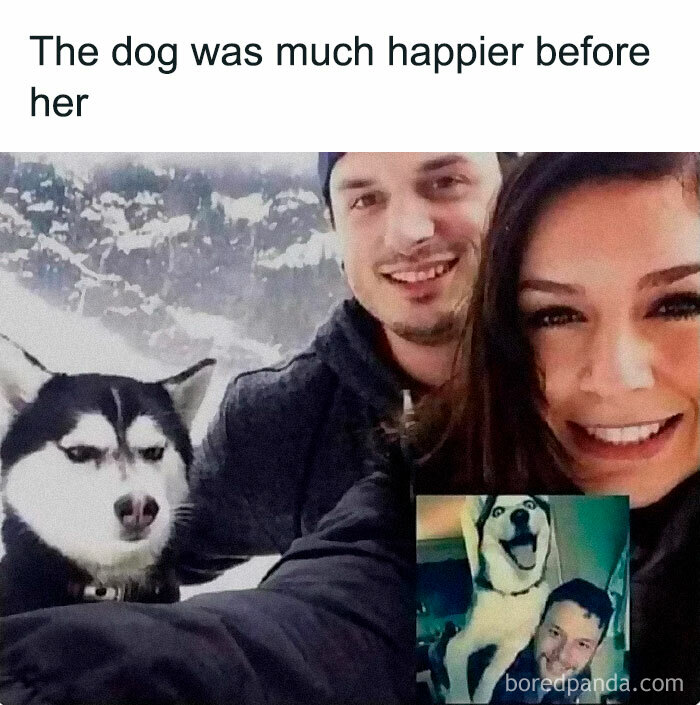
<box><xmin>318</xmin><ymin>152</ymin><xmax>346</xmax><ymax>208</ymax></box>
<box><xmin>318</xmin><ymin>152</ymin><xmax>519</xmax><ymax>213</ymax></box>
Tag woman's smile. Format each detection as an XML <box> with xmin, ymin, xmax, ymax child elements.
<box><xmin>566</xmin><ymin>413</ymin><xmax>683</xmax><ymax>461</ymax></box>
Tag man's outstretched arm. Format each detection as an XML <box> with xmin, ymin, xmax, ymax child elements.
<box><xmin>0</xmin><ymin>472</ymin><xmax>414</xmax><ymax>705</ymax></box>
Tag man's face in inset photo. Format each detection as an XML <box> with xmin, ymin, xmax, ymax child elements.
<box><xmin>329</xmin><ymin>152</ymin><xmax>501</xmax><ymax>345</ymax></box>
<box><xmin>534</xmin><ymin>599</ymin><xmax>604</xmax><ymax>682</ymax></box>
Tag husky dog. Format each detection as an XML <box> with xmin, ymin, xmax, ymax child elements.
<box><xmin>444</xmin><ymin>495</ymin><xmax>552</xmax><ymax>704</ymax></box>
<box><xmin>0</xmin><ymin>334</ymin><xmax>214</xmax><ymax>616</ymax></box>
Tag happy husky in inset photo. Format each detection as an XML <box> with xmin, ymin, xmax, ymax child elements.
<box><xmin>0</xmin><ymin>334</ymin><xmax>214</xmax><ymax>616</ymax></box>
<box><xmin>444</xmin><ymin>495</ymin><xmax>552</xmax><ymax>704</ymax></box>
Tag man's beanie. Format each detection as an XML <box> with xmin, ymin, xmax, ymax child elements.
<box><xmin>318</xmin><ymin>152</ymin><xmax>520</xmax><ymax>214</ymax></box>
<box><xmin>318</xmin><ymin>152</ymin><xmax>346</xmax><ymax>209</ymax></box>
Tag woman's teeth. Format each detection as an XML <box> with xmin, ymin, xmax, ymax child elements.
<box><xmin>583</xmin><ymin>421</ymin><xmax>665</xmax><ymax>445</ymax></box>
<box><xmin>386</xmin><ymin>262</ymin><xmax>453</xmax><ymax>283</ymax></box>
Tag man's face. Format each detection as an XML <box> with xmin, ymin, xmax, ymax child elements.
<box><xmin>533</xmin><ymin>599</ymin><xmax>604</xmax><ymax>681</ymax></box>
<box><xmin>329</xmin><ymin>153</ymin><xmax>501</xmax><ymax>345</ymax></box>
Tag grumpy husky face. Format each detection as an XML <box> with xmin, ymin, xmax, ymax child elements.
<box><xmin>0</xmin><ymin>334</ymin><xmax>214</xmax><ymax>584</ymax></box>
<box><xmin>476</xmin><ymin>495</ymin><xmax>551</xmax><ymax>593</ymax></box>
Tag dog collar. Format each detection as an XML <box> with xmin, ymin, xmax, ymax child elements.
<box><xmin>68</xmin><ymin>582</ymin><xmax>127</xmax><ymax>602</ymax></box>
<box><xmin>68</xmin><ymin>581</ymin><xmax>168</xmax><ymax>602</ymax></box>
<box><xmin>474</xmin><ymin>574</ymin><xmax>546</xmax><ymax>597</ymax></box>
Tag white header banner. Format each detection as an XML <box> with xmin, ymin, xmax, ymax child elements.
<box><xmin>2</xmin><ymin>0</ymin><xmax>698</xmax><ymax>150</ymax></box>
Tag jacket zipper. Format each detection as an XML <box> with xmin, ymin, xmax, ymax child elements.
<box><xmin>401</xmin><ymin>388</ymin><xmax>417</xmax><ymax>503</ymax></box>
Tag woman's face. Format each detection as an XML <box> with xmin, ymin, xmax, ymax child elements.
<box><xmin>519</xmin><ymin>178</ymin><xmax>700</xmax><ymax>507</ymax></box>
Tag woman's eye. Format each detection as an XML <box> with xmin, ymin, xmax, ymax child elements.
<box><xmin>648</xmin><ymin>293</ymin><xmax>700</xmax><ymax>320</ymax></box>
<box><xmin>524</xmin><ymin>306</ymin><xmax>586</xmax><ymax>329</ymax></box>
<box><xmin>140</xmin><ymin>446</ymin><xmax>165</xmax><ymax>462</ymax></box>
<box><xmin>62</xmin><ymin>445</ymin><xmax>104</xmax><ymax>463</ymax></box>
<box><xmin>432</xmin><ymin>175</ymin><xmax>460</xmax><ymax>189</ymax></box>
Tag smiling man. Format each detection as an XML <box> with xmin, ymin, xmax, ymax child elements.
<box><xmin>177</xmin><ymin>152</ymin><xmax>503</xmax><ymax>579</ymax></box>
<box><xmin>328</xmin><ymin>152</ymin><xmax>501</xmax><ymax>386</ymax></box>
<box><xmin>491</xmin><ymin>578</ymin><xmax>614</xmax><ymax>704</ymax></box>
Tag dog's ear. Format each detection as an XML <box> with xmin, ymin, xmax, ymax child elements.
<box><xmin>532</xmin><ymin>495</ymin><xmax>551</xmax><ymax>519</ymax></box>
<box><xmin>0</xmin><ymin>334</ymin><xmax>52</xmax><ymax>413</ymax></box>
<box><xmin>461</xmin><ymin>496</ymin><xmax>484</xmax><ymax>580</ymax></box>
<box><xmin>160</xmin><ymin>358</ymin><xmax>215</xmax><ymax>429</ymax></box>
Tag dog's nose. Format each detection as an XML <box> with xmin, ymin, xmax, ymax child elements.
<box><xmin>114</xmin><ymin>494</ymin><xmax>159</xmax><ymax>530</ymax></box>
<box><xmin>510</xmin><ymin>508</ymin><xmax>529</xmax><ymax>526</ymax></box>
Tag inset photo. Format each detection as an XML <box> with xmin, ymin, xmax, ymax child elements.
<box><xmin>416</xmin><ymin>495</ymin><xmax>629</xmax><ymax>704</ymax></box>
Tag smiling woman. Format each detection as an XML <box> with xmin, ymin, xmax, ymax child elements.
<box><xmin>438</xmin><ymin>153</ymin><xmax>700</xmax><ymax>704</ymax></box>
<box><xmin>520</xmin><ymin>177</ymin><xmax>700</xmax><ymax>508</ymax></box>
<box><xmin>450</xmin><ymin>153</ymin><xmax>700</xmax><ymax>505</ymax></box>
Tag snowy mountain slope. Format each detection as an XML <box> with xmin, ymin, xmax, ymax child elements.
<box><xmin>1</xmin><ymin>153</ymin><xmax>344</xmax><ymax>361</ymax></box>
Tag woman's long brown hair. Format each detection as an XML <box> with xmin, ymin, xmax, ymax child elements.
<box><xmin>415</xmin><ymin>152</ymin><xmax>700</xmax><ymax>495</ymax></box>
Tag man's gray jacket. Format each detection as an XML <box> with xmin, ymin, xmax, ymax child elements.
<box><xmin>176</xmin><ymin>298</ymin><xmax>408</xmax><ymax>583</ymax></box>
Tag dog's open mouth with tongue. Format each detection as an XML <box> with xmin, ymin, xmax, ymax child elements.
<box><xmin>501</xmin><ymin>531</ymin><xmax>538</xmax><ymax>570</ymax></box>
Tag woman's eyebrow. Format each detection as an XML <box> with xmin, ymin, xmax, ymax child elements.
<box><xmin>638</xmin><ymin>263</ymin><xmax>700</xmax><ymax>289</ymax></box>
<box><xmin>518</xmin><ymin>279</ymin><xmax>581</xmax><ymax>295</ymax></box>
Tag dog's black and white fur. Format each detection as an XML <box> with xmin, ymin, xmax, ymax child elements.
<box><xmin>444</xmin><ymin>495</ymin><xmax>552</xmax><ymax>704</ymax></box>
<box><xmin>0</xmin><ymin>334</ymin><xmax>214</xmax><ymax>616</ymax></box>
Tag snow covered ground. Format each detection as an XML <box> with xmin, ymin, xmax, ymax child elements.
<box><xmin>180</xmin><ymin>555</ymin><xmax>280</xmax><ymax>597</ymax></box>
<box><xmin>0</xmin><ymin>269</ymin><xmax>170</xmax><ymax>379</ymax></box>
<box><xmin>0</xmin><ymin>270</ymin><xmax>279</xmax><ymax>591</ymax></box>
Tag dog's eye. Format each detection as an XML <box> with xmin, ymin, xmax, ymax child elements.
<box><xmin>524</xmin><ymin>500</ymin><xmax>536</xmax><ymax>510</ymax></box>
<box><xmin>62</xmin><ymin>445</ymin><xmax>104</xmax><ymax>463</ymax></box>
<box><xmin>139</xmin><ymin>446</ymin><xmax>165</xmax><ymax>462</ymax></box>
<box><xmin>492</xmin><ymin>507</ymin><xmax>504</xmax><ymax>518</ymax></box>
